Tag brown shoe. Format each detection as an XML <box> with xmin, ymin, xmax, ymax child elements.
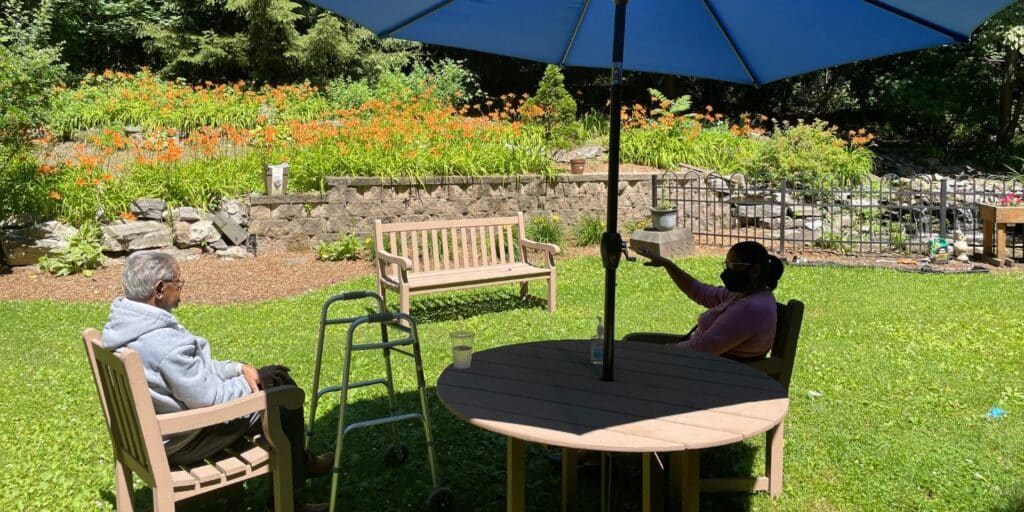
<box><xmin>304</xmin><ymin>452</ymin><xmax>334</xmax><ymax>479</ymax></box>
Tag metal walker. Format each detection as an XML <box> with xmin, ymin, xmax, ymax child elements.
<box><xmin>306</xmin><ymin>291</ymin><xmax>453</xmax><ymax>512</ymax></box>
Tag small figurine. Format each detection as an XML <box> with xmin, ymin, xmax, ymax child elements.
<box><xmin>952</xmin><ymin>230</ymin><xmax>970</xmax><ymax>262</ymax></box>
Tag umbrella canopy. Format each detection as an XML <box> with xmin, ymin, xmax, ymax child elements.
<box><xmin>311</xmin><ymin>0</ymin><xmax>1013</xmax><ymax>379</ymax></box>
<box><xmin>311</xmin><ymin>1</ymin><xmax>1009</xmax><ymax>85</ymax></box>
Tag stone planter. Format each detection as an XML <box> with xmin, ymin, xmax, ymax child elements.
<box><xmin>650</xmin><ymin>207</ymin><xmax>677</xmax><ymax>231</ymax></box>
<box><xmin>569</xmin><ymin>158</ymin><xmax>586</xmax><ymax>174</ymax></box>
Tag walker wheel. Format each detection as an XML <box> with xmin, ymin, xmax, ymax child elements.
<box><xmin>425</xmin><ymin>487</ymin><xmax>455</xmax><ymax>512</ymax></box>
<box><xmin>384</xmin><ymin>443</ymin><xmax>409</xmax><ymax>467</ymax></box>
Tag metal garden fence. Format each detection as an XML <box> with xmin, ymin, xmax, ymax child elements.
<box><xmin>652</xmin><ymin>170</ymin><xmax>1024</xmax><ymax>260</ymax></box>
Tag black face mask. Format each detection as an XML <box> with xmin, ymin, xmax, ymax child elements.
<box><xmin>720</xmin><ymin>268</ymin><xmax>752</xmax><ymax>292</ymax></box>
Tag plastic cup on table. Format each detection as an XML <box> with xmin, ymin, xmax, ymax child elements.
<box><xmin>450</xmin><ymin>331</ymin><xmax>474</xmax><ymax>370</ymax></box>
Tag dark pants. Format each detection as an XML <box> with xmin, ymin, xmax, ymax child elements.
<box><xmin>166</xmin><ymin>367</ymin><xmax>308</xmax><ymax>496</ymax></box>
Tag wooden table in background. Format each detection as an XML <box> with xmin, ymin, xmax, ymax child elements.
<box><xmin>435</xmin><ymin>340</ymin><xmax>789</xmax><ymax>512</ymax></box>
<box><xmin>980</xmin><ymin>204</ymin><xmax>1023</xmax><ymax>267</ymax></box>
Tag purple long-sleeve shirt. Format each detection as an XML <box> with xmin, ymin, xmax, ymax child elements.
<box><xmin>679</xmin><ymin>280</ymin><xmax>777</xmax><ymax>359</ymax></box>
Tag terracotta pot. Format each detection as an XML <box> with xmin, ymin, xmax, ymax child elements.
<box><xmin>569</xmin><ymin>158</ymin><xmax>586</xmax><ymax>174</ymax></box>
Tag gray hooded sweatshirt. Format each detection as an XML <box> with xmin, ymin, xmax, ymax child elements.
<box><xmin>101</xmin><ymin>297</ymin><xmax>251</xmax><ymax>451</ymax></box>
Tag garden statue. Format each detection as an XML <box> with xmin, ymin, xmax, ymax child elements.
<box><xmin>952</xmin><ymin>230</ymin><xmax>970</xmax><ymax>262</ymax></box>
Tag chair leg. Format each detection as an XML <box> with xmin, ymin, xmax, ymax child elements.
<box><xmin>519</xmin><ymin>281</ymin><xmax>528</xmax><ymax>301</ymax></box>
<box><xmin>114</xmin><ymin>459</ymin><xmax>134</xmax><ymax>512</ymax></box>
<box><xmin>766</xmin><ymin>421</ymin><xmax>784</xmax><ymax>497</ymax></box>
<box><xmin>152</xmin><ymin>487</ymin><xmax>176</xmax><ymax>512</ymax></box>
<box><xmin>547</xmin><ymin>272</ymin><xmax>557</xmax><ymax>312</ymax></box>
<box><xmin>400</xmin><ymin>287</ymin><xmax>410</xmax><ymax>317</ymax></box>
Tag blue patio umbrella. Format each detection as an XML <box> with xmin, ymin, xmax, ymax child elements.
<box><xmin>310</xmin><ymin>0</ymin><xmax>1013</xmax><ymax>380</ymax></box>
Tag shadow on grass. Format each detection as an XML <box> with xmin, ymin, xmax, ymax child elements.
<box><xmin>404</xmin><ymin>287</ymin><xmax>547</xmax><ymax>323</ymax></box>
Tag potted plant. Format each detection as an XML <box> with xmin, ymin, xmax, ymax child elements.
<box><xmin>569</xmin><ymin>158</ymin><xmax>586</xmax><ymax>174</ymax></box>
<box><xmin>650</xmin><ymin>179</ymin><xmax>677</xmax><ymax>231</ymax></box>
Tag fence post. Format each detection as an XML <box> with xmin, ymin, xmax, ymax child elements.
<box><xmin>651</xmin><ymin>174</ymin><xmax>658</xmax><ymax>208</ymax></box>
<box><xmin>779</xmin><ymin>178</ymin><xmax>787</xmax><ymax>257</ymax></box>
<box><xmin>939</xmin><ymin>178</ymin><xmax>948</xmax><ymax>239</ymax></box>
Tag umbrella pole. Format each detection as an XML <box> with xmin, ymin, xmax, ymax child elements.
<box><xmin>600</xmin><ymin>0</ymin><xmax>628</xmax><ymax>381</ymax></box>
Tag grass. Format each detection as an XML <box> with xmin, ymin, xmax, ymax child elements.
<box><xmin>1</xmin><ymin>256</ymin><xmax>1022</xmax><ymax>511</ymax></box>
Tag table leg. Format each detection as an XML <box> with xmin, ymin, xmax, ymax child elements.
<box><xmin>561</xmin><ymin>448</ymin><xmax>578</xmax><ymax>512</ymax></box>
<box><xmin>996</xmin><ymin>223</ymin><xmax>1007</xmax><ymax>261</ymax></box>
<box><xmin>669</xmin><ymin>452</ymin><xmax>682</xmax><ymax>506</ymax></box>
<box><xmin>983</xmin><ymin>219</ymin><xmax>994</xmax><ymax>256</ymax></box>
<box><xmin>674</xmin><ymin>451</ymin><xmax>699</xmax><ymax>512</ymax></box>
<box><xmin>507</xmin><ymin>437</ymin><xmax>525</xmax><ymax>512</ymax></box>
<box><xmin>642</xmin><ymin>453</ymin><xmax>664</xmax><ymax>512</ymax></box>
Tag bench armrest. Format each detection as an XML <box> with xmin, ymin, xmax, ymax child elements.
<box><xmin>376</xmin><ymin>249</ymin><xmax>412</xmax><ymax>270</ymax></box>
<box><xmin>520</xmin><ymin>238</ymin><xmax>561</xmax><ymax>255</ymax></box>
<box><xmin>520</xmin><ymin>238</ymin><xmax>560</xmax><ymax>268</ymax></box>
<box><xmin>156</xmin><ymin>386</ymin><xmax>304</xmax><ymax>435</ymax></box>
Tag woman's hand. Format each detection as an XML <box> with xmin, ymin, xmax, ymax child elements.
<box><xmin>636</xmin><ymin>248</ymin><xmax>672</xmax><ymax>268</ymax></box>
<box><xmin>241</xmin><ymin>364</ymin><xmax>260</xmax><ymax>393</ymax></box>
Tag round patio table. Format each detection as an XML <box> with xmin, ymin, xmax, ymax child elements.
<box><xmin>436</xmin><ymin>339</ymin><xmax>788</xmax><ymax>512</ymax></box>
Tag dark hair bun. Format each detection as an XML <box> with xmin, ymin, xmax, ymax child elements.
<box><xmin>765</xmin><ymin>254</ymin><xmax>784</xmax><ymax>291</ymax></box>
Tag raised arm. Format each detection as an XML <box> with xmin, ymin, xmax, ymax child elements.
<box><xmin>637</xmin><ymin>251</ymin><xmax>729</xmax><ymax>308</ymax></box>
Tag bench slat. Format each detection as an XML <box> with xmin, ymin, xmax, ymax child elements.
<box><xmin>188</xmin><ymin>462</ymin><xmax>224</xmax><ymax>485</ymax></box>
<box><xmin>431</xmin><ymin>229</ymin><xmax>441</xmax><ymax>271</ymax></box>
<box><xmin>441</xmin><ymin>229</ymin><xmax>451</xmax><ymax>270</ymax></box>
<box><xmin>407</xmin><ymin>263</ymin><xmax>552</xmax><ymax>290</ymax></box>
<box><xmin>498</xmin><ymin>225</ymin><xmax>507</xmax><ymax>263</ymax></box>
<box><xmin>469</xmin><ymin>227</ymin><xmax>479</xmax><ymax>266</ymax></box>
<box><xmin>377</xmin><ymin>216</ymin><xmax>519</xmax><ymax>231</ymax></box>
<box><xmin>488</xmin><ymin>225</ymin><xmax>499</xmax><ymax>264</ymax></box>
<box><xmin>460</xmin><ymin>227</ymin><xmax>469</xmax><ymax>269</ymax></box>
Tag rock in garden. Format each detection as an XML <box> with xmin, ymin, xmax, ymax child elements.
<box><xmin>130</xmin><ymin>198</ymin><xmax>167</xmax><ymax>221</ymax></box>
<box><xmin>216</xmin><ymin>246</ymin><xmax>250</xmax><ymax>259</ymax></box>
<box><xmin>218</xmin><ymin>198</ymin><xmax>249</xmax><ymax>227</ymax></box>
<box><xmin>0</xmin><ymin>221</ymin><xmax>78</xmax><ymax>266</ymax></box>
<box><xmin>101</xmin><ymin>221</ymin><xmax>172</xmax><ymax>252</ymax></box>
<box><xmin>173</xmin><ymin>221</ymin><xmax>221</xmax><ymax>248</ymax></box>
<box><xmin>551</xmin><ymin>144</ymin><xmax>605</xmax><ymax>163</ymax></box>
<box><xmin>733</xmin><ymin>204</ymin><xmax>785</xmax><ymax>221</ymax></box>
<box><xmin>171</xmin><ymin>207</ymin><xmax>201</xmax><ymax>222</ymax></box>
<box><xmin>0</xmin><ymin>214</ymin><xmax>39</xmax><ymax>230</ymax></box>
<box><xmin>209</xmin><ymin>239</ymin><xmax>229</xmax><ymax>251</ymax></box>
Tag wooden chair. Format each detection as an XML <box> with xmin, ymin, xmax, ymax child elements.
<box><xmin>83</xmin><ymin>328</ymin><xmax>302</xmax><ymax>511</ymax></box>
<box><xmin>694</xmin><ymin>299</ymin><xmax>804</xmax><ymax>497</ymax></box>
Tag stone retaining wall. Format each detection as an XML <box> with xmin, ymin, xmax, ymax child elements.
<box><xmin>248</xmin><ymin>173</ymin><xmax>658</xmax><ymax>249</ymax></box>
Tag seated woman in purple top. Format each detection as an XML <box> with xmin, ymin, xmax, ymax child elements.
<box><xmin>630</xmin><ymin>241</ymin><xmax>785</xmax><ymax>360</ymax></box>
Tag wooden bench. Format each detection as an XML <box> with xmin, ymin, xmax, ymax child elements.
<box><xmin>373</xmin><ymin>213</ymin><xmax>560</xmax><ymax>315</ymax></box>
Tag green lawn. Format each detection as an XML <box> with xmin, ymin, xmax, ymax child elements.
<box><xmin>1</xmin><ymin>256</ymin><xmax>1022</xmax><ymax>511</ymax></box>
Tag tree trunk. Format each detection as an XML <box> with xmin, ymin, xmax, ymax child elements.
<box><xmin>997</xmin><ymin>49</ymin><xmax>1018</xmax><ymax>146</ymax></box>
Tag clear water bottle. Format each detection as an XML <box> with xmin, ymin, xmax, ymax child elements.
<box><xmin>590</xmin><ymin>317</ymin><xmax>604</xmax><ymax>365</ymax></box>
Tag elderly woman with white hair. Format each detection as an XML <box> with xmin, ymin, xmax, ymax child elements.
<box><xmin>101</xmin><ymin>251</ymin><xmax>331</xmax><ymax>512</ymax></box>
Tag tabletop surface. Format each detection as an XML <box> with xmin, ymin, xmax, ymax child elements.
<box><xmin>436</xmin><ymin>340</ymin><xmax>789</xmax><ymax>452</ymax></box>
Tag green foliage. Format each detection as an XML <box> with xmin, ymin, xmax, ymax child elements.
<box><xmin>571</xmin><ymin>213</ymin><xmax>604</xmax><ymax>246</ymax></box>
<box><xmin>36</xmin><ymin>223</ymin><xmax>105</xmax><ymax>276</ymax></box>
<box><xmin>521</xmin><ymin>65</ymin><xmax>579</xmax><ymax>149</ymax></box>
<box><xmin>749</xmin><ymin>120</ymin><xmax>874</xmax><ymax>187</ymax></box>
<box><xmin>648</xmin><ymin>88</ymin><xmax>691</xmax><ymax>117</ymax></box>
<box><xmin>622</xmin><ymin>123</ymin><xmax>760</xmax><ymax>174</ymax></box>
<box><xmin>138</xmin><ymin>1</ymin><xmax>418</xmax><ymax>86</ymax></box>
<box><xmin>295</xmin><ymin>13</ymin><xmax>419</xmax><ymax>87</ymax></box>
<box><xmin>325</xmin><ymin>59</ymin><xmax>479</xmax><ymax>110</ymax></box>
<box><xmin>0</xmin><ymin>0</ymin><xmax>67</xmax><ymax>170</ymax></box>
<box><xmin>314</xmin><ymin>233</ymin><xmax>369</xmax><ymax>261</ymax></box>
<box><xmin>526</xmin><ymin>213</ymin><xmax>564</xmax><ymax>246</ymax></box>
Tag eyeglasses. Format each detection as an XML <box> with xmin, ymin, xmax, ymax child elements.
<box><xmin>724</xmin><ymin>261</ymin><xmax>754</xmax><ymax>271</ymax></box>
<box><xmin>164</xmin><ymin>278</ymin><xmax>185</xmax><ymax>290</ymax></box>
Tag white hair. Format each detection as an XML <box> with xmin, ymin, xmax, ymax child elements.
<box><xmin>121</xmin><ymin>251</ymin><xmax>177</xmax><ymax>301</ymax></box>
